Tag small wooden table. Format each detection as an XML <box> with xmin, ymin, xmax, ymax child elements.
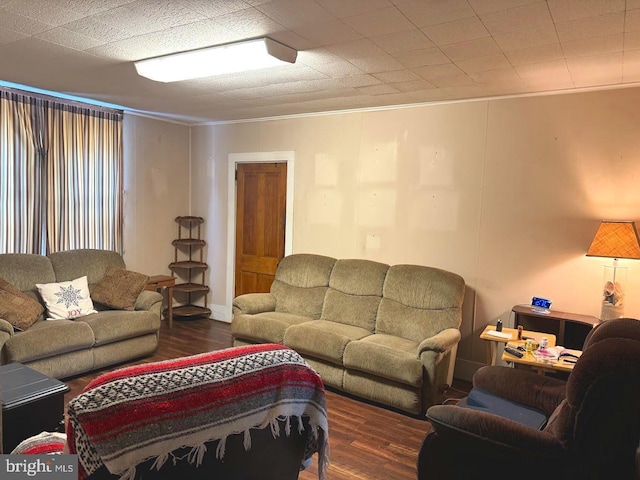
<box><xmin>502</xmin><ymin>346</ymin><xmax>582</xmax><ymax>375</ymax></box>
<box><xmin>146</xmin><ymin>275</ymin><xmax>175</xmax><ymax>329</ymax></box>
<box><xmin>480</xmin><ymin>325</ymin><xmax>556</xmax><ymax>366</ymax></box>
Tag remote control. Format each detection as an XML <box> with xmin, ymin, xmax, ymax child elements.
<box><xmin>504</xmin><ymin>347</ymin><xmax>524</xmax><ymax>358</ymax></box>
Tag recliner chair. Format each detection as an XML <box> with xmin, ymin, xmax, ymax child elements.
<box><xmin>417</xmin><ymin>318</ymin><xmax>640</xmax><ymax>480</ymax></box>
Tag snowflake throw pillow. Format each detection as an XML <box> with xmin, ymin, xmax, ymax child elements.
<box><xmin>36</xmin><ymin>276</ymin><xmax>97</xmax><ymax>320</ymax></box>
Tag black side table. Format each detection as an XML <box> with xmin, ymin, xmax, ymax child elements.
<box><xmin>0</xmin><ymin>363</ymin><xmax>69</xmax><ymax>453</ymax></box>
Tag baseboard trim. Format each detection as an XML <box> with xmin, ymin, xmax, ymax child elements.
<box><xmin>210</xmin><ymin>303</ymin><xmax>232</xmax><ymax>323</ymax></box>
<box><xmin>453</xmin><ymin>358</ymin><xmax>485</xmax><ymax>382</ymax></box>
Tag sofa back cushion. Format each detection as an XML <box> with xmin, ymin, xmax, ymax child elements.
<box><xmin>271</xmin><ymin>254</ymin><xmax>336</xmax><ymax>319</ymax></box>
<box><xmin>0</xmin><ymin>254</ymin><xmax>56</xmax><ymax>293</ymax></box>
<box><xmin>49</xmin><ymin>249</ymin><xmax>125</xmax><ymax>285</ymax></box>
<box><xmin>322</xmin><ymin>259</ymin><xmax>389</xmax><ymax>331</ymax></box>
<box><xmin>377</xmin><ymin>265</ymin><xmax>465</xmax><ymax>342</ymax></box>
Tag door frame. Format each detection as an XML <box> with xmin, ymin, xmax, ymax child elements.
<box><xmin>225</xmin><ymin>151</ymin><xmax>294</xmax><ymax>321</ymax></box>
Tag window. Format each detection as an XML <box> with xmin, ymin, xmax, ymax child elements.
<box><xmin>0</xmin><ymin>89</ymin><xmax>123</xmax><ymax>254</ymax></box>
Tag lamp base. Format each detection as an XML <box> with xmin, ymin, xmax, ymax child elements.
<box><xmin>600</xmin><ymin>302</ymin><xmax>624</xmax><ymax>321</ymax></box>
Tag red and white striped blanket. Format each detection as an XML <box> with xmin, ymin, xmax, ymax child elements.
<box><xmin>66</xmin><ymin>344</ymin><xmax>329</xmax><ymax>480</ymax></box>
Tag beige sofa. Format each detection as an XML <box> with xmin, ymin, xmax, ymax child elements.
<box><xmin>231</xmin><ymin>254</ymin><xmax>465</xmax><ymax>414</ymax></box>
<box><xmin>0</xmin><ymin>249</ymin><xmax>162</xmax><ymax>379</ymax></box>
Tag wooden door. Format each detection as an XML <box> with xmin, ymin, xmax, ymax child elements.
<box><xmin>235</xmin><ymin>162</ymin><xmax>287</xmax><ymax>297</ymax></box>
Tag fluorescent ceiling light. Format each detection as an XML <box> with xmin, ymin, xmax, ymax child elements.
<box><xmin>134</xmin><ymin>37</ymin><xmax>297</xmax><ymax>83</ymax></box>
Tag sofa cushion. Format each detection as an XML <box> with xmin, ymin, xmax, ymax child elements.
<box><xmin>2</xmin><ymin>319</ymin><xmax>95</xmax><ymax>364</ymax></box>
<box><xmin>91</xmin><ymin>266</ymin><xmax>149</xmax><ymax>311</ymax></box>
<box><xmin>77</xmin><ymin>310</ymin><xmax>161</xmax><ymax>346</ymax></box>
<box><xmin>284</xmin><ymin>320</ymin><xmax>371</xmax><ymax>364</ymax></box>
<box><xmin>321</xmin><ymin>259</ymin><xmax>388</xmax><ymax>331</ymax></box>
<box><xmin>270</xmin><ymin>254</ymin><xmax>336</xmax><ymax>319</ymax></box>
<box><xmin>36</xmin><ymin>276</ymin><xmax>98</xmax><ymax>320</ymax></box>
<box><xmin>377</xmin><ymin>265</ymin><xmax>465</xmax><ymax>342</ymax></box>
<box><xmin>232</xmin><ymin>312</ymin><xmax>311</xmax><ymax>344</ymax></box>
<box><xmin>0</xmin><ymin>253</ymin><xmax>56</xmax><ymax>292</ymax></box>
<box><xmin>343</xmin><ymin>334</ymin><xmax>423</xmax><ymax>387</ymax></box>
<box><xmin>48</xmin><ymin>249</ymin><xmax>125</xmax><ymax>284</ymax></box>
<box><xmin>0</xmin><ymin>277</ymin><xmax>44</xmax><ymax>331</ymax></box>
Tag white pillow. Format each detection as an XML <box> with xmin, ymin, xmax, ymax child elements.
<box><xmin>36</xmin><ymin>276</ymin><xmax>97</xmax><ymax>320</ymax></box>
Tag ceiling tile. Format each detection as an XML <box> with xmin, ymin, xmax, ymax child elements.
<box><xmin>561</xmin><ymin>33</ymin><xmax>623</xmax><ymax>58</ymax></box>
<box><xmin>440</xmin><ymin>37</ymin><xmax>502</xmax><ymax>62</ymax></box>
<box><xmin>172</xmin><ymin>0</ymin><xmax>250</xmax><ymax>18</ymax></box>
<box><xmin>308</xmin><ymin>60</ymin><xmax>365</xmax><ymax>78</ymax></box>
<box><xmin>36</xmin><ymin>27</ymin><xmax>105</xmax><ymax>51</ymax></box>
<box><xmin>555</xmin><ymin>12</ymin><xmax>624</xmax><ymax>43</ymax></box>
<box><xmin>515</xmin><ymin>59</ymin><xmax>574</xmax><ymax>88</ymax></box>
<box><xmin>625</xmin><ymin>30</ymin><xmax>640</xmax><ymax>50</ymax></box>
<box><xmin>324</xmin><ymin>38</ymin><xmax>387</xmax><ymax>59</ymax></box>
<box><xmin>391</xmin><ymin>78</ymin><xmax>436</xmax><ymax>92</ymax></box>
<box><xmin>430</xmin><ymin>74</ymin><xmax>477</xmax><ymax>88</ymax></box>
<box><xmin>455</xmin><ymin>53</ymin><xmax>512</xmax><ymax>74</ymax></box>
<box><xmin>479</xmin><ymin>2</ymin><xmax>553</xmax><ymax>35</ymax></box>
<box><xmin>492</xmin><ymin>23</ymin><xmax>559</xmax><ymax>52</ymax></box>
<box><xmin>373</xmin><ymin>69</ymin><xmax>420</xmax><ymax>82</ymax></box>
<box><xmin>356</xmin><ymin>83</ymin><xmax>400</xmax><ymax>95</ymax></box>
<box><xmin>291</xmin><ymin>19</ymin><xmax>362</xmax><ymax>46</ymax></box>
<box><xmin>625</xmin><ymin>8</ymin><xmax>640</xmax><ymax>32</ymax></box>
<box><xmin>395</xmin><ymin>0</ymin><xmax>476</xmax><ymax>28</ymax></box>
<box><xmin>421</xmin><ymin>16</ymin><xmax>490</xmax><ymax>46</ymax></box>
<box><xmin>504</xmin><ymin>43</ymin><xmax>564</xmax><ymax>65</ymax></box>
<box><xmin>0</xmin><ymin>27</ymin><xmax>26</xmax><ymax>43</ymax></box>
<box><xmin>256</xmin><ymin>0</ymin><xmax>335</xmax><ymax>28</ymax></box>
<box><xmin>315</xmin><ymin>0</ymin><xmax>392</xmax><ymax>18</ymax></box>
<box><xmin>3</xmin><ymin>0</ymin><xmax>87</xmax><ymax>26</ymax></box>
<box><xmin>349</xmin><ymin>54</ymin><xmax>404</xmax><ymax>73</ymax></box>
<box><xmin>369</xmin><ymin>28</ymin><xmax>434</xmax><ymax>54</ymax></box>
<box><xmin>565</xmin><ymin>52</ymin><xmax>623</xmax><ymax>86</ymax></box>
<box><xmin>466</xmin><ymin>0</ymin><xmax>542</xmax><ymax>15</ymax></box>
<box><xmin>469</xmin><ymin>67</ymin><xmax>525</xmax><ymax>87</ymax></box>
<box><xmin>337</xmin><ymin>74</ymin><xmax>383</xmax><ymax>88</ymax></box>
<box><xmin>547</xmin><ymin>0</ymin><xmax>624</xmax><ymax>23</ymax></box>
<box><xmin>342</xmin><ymin>6</ymin><xmax>415</xmax><ymax>37</ymax></box>
<box><xmin>622</xmin><ymin>48</ymin><xmax>640</xmax><ymax>81</ymax></box>
<box><xmin>414</xmin><ymin>62</ymin><xmax>465</xmax><ymax>80</ymax></box>
<box><xmin>394</xmin><ymin>46</ymin><xmax>450</xmax><ymax>68</ymax></box>
<box><xmin>0</xmin><ymin>7</ymin><xmax>52</xmax><ymax>35</ymax></box>
<box><xmin>62</xmin><ymin>18</ymin><xmax>136</xmax><ymax>44</ymax></box>
<box><xmin>200</xmin><ymin>7</ymin><xmax>282</xmax><ymax>39</ymax></box>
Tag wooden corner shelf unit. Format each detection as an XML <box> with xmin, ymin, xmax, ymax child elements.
<box><xmin>168</xmin><ymin>216</ymin><xmax>211</xmax><ymax>320</ymax></box>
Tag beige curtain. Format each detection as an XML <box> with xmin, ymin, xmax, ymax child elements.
<box><xmin>0</xmin><ymin>89</ymin><xmax>123</xmax><ymax>255</ymax></box>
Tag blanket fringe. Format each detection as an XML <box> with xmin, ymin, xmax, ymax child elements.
<box><xmin>243</xmin><ymin>429</ymin><xmax>251</xmax><ymax>451</ymax></box>
<box><xmin>186</xmin><ymin>443</ymin><xmax>207</xmax><ymax>466</ymax></box>
<box><xmin>215</xmin><ymin>436</ymin><xmax>227</xmax><ymax>460</ymax></box>
<box><xmin>118</xmin><ymin>466</ymin><xmax>136</xmax><ymax>480</ymax></box>
<box><xmin>150</xmin><ymin>452</ymin><xmax>170</xmax><ymax>471</ymax></box>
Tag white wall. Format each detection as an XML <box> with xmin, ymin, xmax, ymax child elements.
<box><xmin>122</xmin><ymin>114</ymin><xmax>191</xmax><ymax>275</ymax></box>
<box><xmin>189</xmin><ymin>86</ymin><xmax>640</xmax><ymax>380</ymax></box>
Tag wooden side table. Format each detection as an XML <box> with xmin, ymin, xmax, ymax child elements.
<box><xmin>146</xmin><ymin>275</ymin><xmax>175</xmax><ymax>329</ymax></box>
<box><xmin>480</xmin><ymin>325</ymin><xmax>556</xmax><ymax>366</ymax></box>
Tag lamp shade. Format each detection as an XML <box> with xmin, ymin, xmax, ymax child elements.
<box><xmin>586</xmin><ymin>221</ymin><xmax>640</xmax><ymax>259</ymax></box>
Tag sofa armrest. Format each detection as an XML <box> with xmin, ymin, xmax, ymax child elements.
<box><xmin>134</xmin><ymin>290</ymin><xmax>163</xmax><ymax>313</ymax></box>
<box><xmin>418</xmin><ymin>328</ymin><xmax>461</xmax><ymax>355</ymax></box>
<box><xmin>472</xmin><ymin>365</ymin><xmax>567</xmax><ymax>415</ymax></box>
<box><xmin>233</xmin><ymin>293</ymin><xmax>276</xmax><ymax>315</ymax></box>
<box><xmin>0</xmin><ymin>318</ymin><xmax>15</xmax><ymax>361</ymax></box>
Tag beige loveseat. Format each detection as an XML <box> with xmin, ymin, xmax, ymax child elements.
<box><xmin>0</xmin><ymin>249</ymin><xmax>162</xmax><ymax>379</ymax></box>
<box><xmin>231</xmin><ymin>254</ymin><xmax>465</xmax><ymax>414</ymax></box>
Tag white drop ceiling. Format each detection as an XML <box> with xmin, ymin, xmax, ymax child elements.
<box><xmin>1</xmin><ymin>0</ymin><xmax>639</xmax><ymax>123</ymax></box>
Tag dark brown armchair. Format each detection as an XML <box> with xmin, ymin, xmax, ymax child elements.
<box><xmin>418</xmin><ymin>318</ymin><xmax>640</xmax><ymax>480</ymax></box>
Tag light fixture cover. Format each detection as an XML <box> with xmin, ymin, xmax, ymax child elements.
<box><xmin>135</xmin><ymin>37</ymin><xmax>297</xmax><ymax>83</ymax></box>
<box><xmin>586</xmin><ymin>221</ymin><xmax>640</xmax><ymax>259</ymax></box>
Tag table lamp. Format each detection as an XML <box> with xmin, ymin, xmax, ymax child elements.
<box><xmin>586</xmin><ymin>220</ymin><xmax>640</xmax><ymax>320</ymax></box>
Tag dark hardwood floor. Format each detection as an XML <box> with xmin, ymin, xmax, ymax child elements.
<box><xmin>64</xmin><ymin>318</ymin><xmax>470</xmax><ymax>480</ymax></box>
